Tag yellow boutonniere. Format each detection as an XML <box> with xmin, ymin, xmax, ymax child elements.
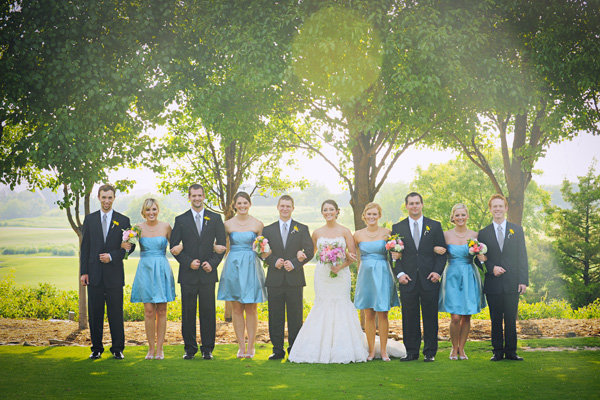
<box><xmin>424</xmin><ymin>225</ymin><xmax>431</xmax><ymax>235</ymax></box>
<box><xmin>293</xmin><ymin>225</ymin><xmax>299</xmax><ymax>232</ymax></box>
<box><xmin>112</xmin><ymin>220</ymin><xmax>119</xmax><ymax>226</ymax></box>
<box><xmin>204</xmin><ymin>216</ymin><xmax>210</xmax><ymax>221</ymax></box>
<box><xmin>508</xmin><ymin>228</ymin><xmax>514</xmax><ymax>238</ymax></box>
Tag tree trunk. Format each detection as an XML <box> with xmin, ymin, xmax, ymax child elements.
<box><xmin>350</xmin><ymin>133</ymin><xmax>377</xmax><ymax>230</ymax></box>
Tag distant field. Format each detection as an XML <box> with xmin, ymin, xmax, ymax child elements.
<box><xmin>0</xmin><ymin>227</ymin><xmax>78</xmax><ymax>247</ymax></box>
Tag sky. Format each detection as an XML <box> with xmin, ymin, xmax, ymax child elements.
<box><xmin>111</xmin><ymin>132</ymin><xmax>600</xmax><ymax>195</ymax></box>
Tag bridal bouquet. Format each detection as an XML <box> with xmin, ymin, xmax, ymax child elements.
<box><xmin>385</xmin><ymin>234</ymin><xmax>404</xmax><ymax>267</ymax></box>
<box><xmin>121</xmin><ymin>225</ymin><xmax>141</xmax><ymax>260</ymax></box>
<box><xmin>253</xmin><ymin>235</ymin><xmax>270</xmax><ymax>255</ymax></box>
<box><xmin>316</xmin><ymin>242</ymin><xmax>346</xmax><ymax>278</ymax></box>
<box><xmin>468</xmin><ymin>238</ymin><xmax>488</xmax><ymax>275</ymax></box>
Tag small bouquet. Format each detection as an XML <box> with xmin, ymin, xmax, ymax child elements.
<box><xmin>253</xmin><ymin>235</ymin><xmax>270</xmax><ymax>255</ymax></box>
<box><xmin>316</xmin><ymin>242</ymin><xmax>346</xmax><ymax>278</ymax></box>
<box><xmin>385</xmin><ymin>234</ymin><xmax>404</xmax><ymax>267</ymax></box>
<box><xmin>121</xmin><ymin>226</ymin><xmax>141</xmax><ymax>260</ymax></box>
<box><xmin>468</xmin><ymin>238</ymin><xmax>488</xmax><ymax>276</ymax></box>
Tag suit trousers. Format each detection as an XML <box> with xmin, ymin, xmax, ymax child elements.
<box><xmin>181</xmin><ymin>283</ymin><xmax>216</xmax><ymax>355</ymax></box>
<box><xmin>267</xmin><ymin>285</ymin><xmax>303</xmax><ymax>354</ymax></box>
<box><xmin>87</xmin><ymin>285</ymin><xmax>124</xmax><ymax>354</ymax></box>
<box><xmin>486</xmin><ymin>292</ymin><xmax>519</xmax><ymax>356</ymax></box>
<box><xmin>400</xmin><ymin>284</ymin><xmax>439</xmax><ymax>357</ymax></box>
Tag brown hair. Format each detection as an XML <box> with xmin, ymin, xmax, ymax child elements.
<box><xmin>141</xmin><ymin>198</ymin><xmax>159</xmax><ymax>218</ymax></box>
<box><xmin>361</xmin><ymin>202</ymin><xmax>382</xmax><ymax>223</ymax></box>
<box><xmin>277</xmin><ymin>194</ymin><xmax>295</xmax><ymax>207</ymax></box>
<box><xmin>321</xmin><ymin>199</ymin><xmax>340</xmax><ymax>218</ymax></box>
<box><xmin>97</xmin><ymin>184</ymin><xmax>116</xmax><ymax>196</ymax></box>
<box><xmin>405</xmin><ymin>192</ymin><xmax>423</xmax><ymax>205</ymax></box>
<box><xmin>232</xmin><ymin>191</ymin><xmax>251</xmax><ymax>212</ymax></box>
<box><xmin>450</xmin><ymin>203</ymin><xmax>468</xmax><ymax>223</ymax></box>
<box><xmin>188</xmin><ymin>184</ymin><xmax>204</xmax><ymax>196</ymax></box>
<box><xmin>488</xmin><ymin>194</ymin><xmax>508</xmax><ymax>208</ymax></box>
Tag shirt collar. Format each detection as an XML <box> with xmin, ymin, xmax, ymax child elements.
<box><xmin>493</xmin><ymin>219</ymin><xmax>507</xmax><ymax>232</ymax></box>
<box><xmin>101</xmin><ymin>209</ymin><xmax>113</xmax><ymax>222</ymax></box>
<box><xmin>409</xmin><ymin>215</ymin><xmax>423</xmax><ymax>227</ymax></box>
<box><xmin>279</xmin><ymin>219</ymin><xmax>291</xmax><ymax>229</ymax></box>
<box><xmin>192</xmin><ymin>208</ymin><xmax>204</xmax><ymax>220</ymax></box>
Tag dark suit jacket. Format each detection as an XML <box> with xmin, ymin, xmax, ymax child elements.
<box><xmin>170</xmin><ymin>209</ymin><xmax>226</xmax><ymax>285</ymax></box>
<box><xmin>391</xmin><ymin>216</ymin><xmax>447</xmax><ymax>292</ymax></box>
<box><xmin>263</xmin><ymin>220</ymin><xmax>314</xmax><ymax>287</ymax></box>
<box><xmin>79</xmin><ymin>210</ymin><xmax>133</xmax><ymax>288</ymax></box>
<box><xmin>477</xmin><ymin>222</ymin><xmax>529</xmax><ymax>294</ymax></box>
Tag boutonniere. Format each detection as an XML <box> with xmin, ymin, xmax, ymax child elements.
<box><xmin>111</xmin><ymin>220</ymin><xmax>119</xmax><ymax>229</ymax></box>
<box><xmin>424</xmin><ymin>225</ymin><xmax>431</xmax><ymax>236</ymax></box>
<box><xmin>204</xmin><ymin>216</ymin><xmax>210</xmax><ymax>225</ymax></box>
<box><xmin>508</xmin><ymin>228</ymin><xmax>514</xmax><ymax>239</ymax></box>
<box><xmin>291</xmin><ymin>225</ymin><xmax>299</xmax><ymax>234</ymax></box>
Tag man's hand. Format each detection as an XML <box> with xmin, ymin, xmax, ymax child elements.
<box><xmin>80</xmin><ymin>274</ymin><xmax>89</xmax><ymax>286</ymax></box>
<box><xmin>477</xmin><ymin>254</ymin><xmax>487</xmax><ymax>262</ymax></box>
<box><xmin>297</xmin><ymin>250</ymin><xmax>307</xmax><ymax>262</ymax></box>
<box><xmin>275</xmin><ymin>258</ymin><xmax>284</xmax><ymax>270</ymax></box>
<box><xmin>121</xmin><ymin>242</ymin><xmax>132</xmax><ymax>251</ymax></box>
<box><xmin>398</xmin><ymin>274</ymin><xmax>411</xmax><ymax>285</ymax></box>
<box><xmin>427</xmin><ymin>272</ymin><xmax>441</xmax><ymax>283</ymax></box>
<box><xmin>433</xmin><ymin>246</ymin><xmax>446</xmax><ymax>255</ymax></box>
<box><xmin>283</xmin><ymin>260</ymin><xmax>294</xmax><ymax>272</ymax></box>
<box><xmin>493</xmin><ymin>265</ymin><xmax>506</xmax><ymax>276</ymax></box>
<box><xmin>518</xmin><ymin>284</ymin><xmax>527</xmax><ymax>295</ymax></box>
<box><xmin>201</xmin><ymin>261</ymin><xmax>212</xmax><ymax>273</ymax></box>
<box><xmin>190</xmin><ymin>259</ymin><xmax>201</xmax><ymax>270</ymax></box>
<box><xmin>391</xmin><ymin>251</ymin><xmax>402</xmax><ymax>261</ymax></box>
<box><xmin>99</xmin><ymin>253</ymin><xmax>111</xmax><ymax>263</ymax></box>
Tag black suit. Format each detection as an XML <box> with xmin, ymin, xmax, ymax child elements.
<box><xmin>263</xmin><ymin>220</ymin><xmax>313</xmax><ymax>354</ymax></box>
<box><xmin>80</xmin><ymin>210</ymin><xmax>133</xmax><ymax>354</ymax></box>
<box><xmin>391</xmin><ymin>217</ymin><xmax>446</xmax><ymax>357</ymax></box>
<box><xmin>170</xmin><ymin>209</ymin><xmax>226</xmax><ymax>356</ymax></box>
<box><xmin>477</xmin><ymin>221</ymin><xmax>528</xmax><ymax>357</ymax></box>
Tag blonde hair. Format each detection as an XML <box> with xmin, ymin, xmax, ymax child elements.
<box><xmin>450</xmin><ymin>203</ymin><xmax>468</xmax><ymax>223</ymax></box>
<box><xmin>361</xmin><ymin>202</ymin><xmax>382</xmax><ymax>223</ymax></box>
<box><xmin>141</xmin><ymin>198</ymin><xmax>159</xmax><ymax>218</ymax></box>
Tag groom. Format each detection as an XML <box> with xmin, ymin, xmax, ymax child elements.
<box><xmin>170</xmin><ymin>184</ymin><xmax>226</xmax><ymax>360</ymax></box>
<box><xmin>477</xmin><ymin>194</ymin><xmax>529</xmax><ymax>361</ymax></box>
<box><xmin>80</xmin><ymin>184</ymin><xmax>134</xmax><ymax>360</ymax></box>
<box><xmin>390</xmin><ymin>192</ymin><xmax>446</xmax><ymax>362</ymax></box>
<box><xmin>262</xmin><ymin>195</ymin><xmax>314</xmax><ymax>360</ymax></box>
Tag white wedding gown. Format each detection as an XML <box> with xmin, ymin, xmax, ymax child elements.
<box><xmin>289</xmin><ymin>236</ymin><xmax>368</xmax><ymax>364</ymax></box>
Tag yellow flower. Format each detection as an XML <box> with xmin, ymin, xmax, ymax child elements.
<box><xmin>293</xmin><ymin>226</ymin><xmax>299</xmax><ymax>232</ymax></box>
<box><xmin>129</xmin><ymin>233</ymin><xmax>134</xmax><ymax>238</ymax></box>
<box><xmin>509</xmin><ymin>228</ymin><xmax>514</xmax><ymax>234</ymax></box>
<box><xmin>426</xmin><ymin>225</ymin><xmax>430</xmax><ymax>231</ymax></box>
<box><xmin>204</xmin><ymin>216</ymin><xmax>210</xmax><ymax>221</ymax></box>
<box><xmin>113</xmin><ymin>220</ymin><xmax>119</xmax><ymax>226</ymax></box>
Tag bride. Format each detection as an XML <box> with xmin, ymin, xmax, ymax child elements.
<box><xmin>288</xmin><ymin>200</ymin><xmax>368</xmax><ymax>363</ymax></box>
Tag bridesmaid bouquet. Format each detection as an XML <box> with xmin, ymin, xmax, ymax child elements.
<box><xmin>253</xmin><ymin>235</ymin><xmax>271</xmax><ymax>255</ymax></box>
<box><xmin>468</xmin><ymin>238</ymin><xmax>488</xmax><ymax>274</ymax></box>
<box><xmin>316</xmin><ymin>242</ymin><xmax>346</xmax><ymax>278</ymax></box>
<box><xmin>121</xmin><ymin>225</ymin><xmax>141</xmax><ymax>260</ymax></box>
<box><xmin>385</xmin><ymin>234</ymin><xmax>404</xmax><ymax>267</ymax></box>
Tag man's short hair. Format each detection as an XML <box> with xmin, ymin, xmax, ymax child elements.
<box><xmin>188</xmin><ymin>184</ymin><xmax>205</xmax><ymax>196</ymax></box>
<box><xmin>405</xmin><ymin>192</ymin><xmax>423</xmax><ymax>205</ymax></box>
<box><xmin>488</xmin><ymin>193</ymin><xmax>508</xmax><ymax>208</ymax></box>
<box><xmin>97</xmin><ymin>184</ymin><xmax>116</xmax><ymax>196</ymax></box>
<box><xmin>278</xmin><ymin>194</ymin><xmax>295</xmax><ymax>207</ymax></box>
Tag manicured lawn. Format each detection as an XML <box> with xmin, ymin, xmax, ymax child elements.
<box><xmin>0</xmin><ymin>339</ymin><xmax>598</xmax><ymax>399</ymax></box>
<box><xmin>0</xmin><ymin>227</ymin><xmax>78</xmax><ymax>247</ymax></box>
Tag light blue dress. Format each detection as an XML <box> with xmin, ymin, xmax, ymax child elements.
<box><xmin>217</xmin><ymin>231</ymin><xmax>267</xmax><ymax>304</ymax></box>
<box><xmin>354</xmin><ymin>240</ymin><xmax>400</xmax><ymax>312</ymax></box>
<box><xmin>130</xmin><ymin>236</ymin><xmax>176</xmax><ymax>303</ymax></box>
<box><xmin>439</xmin><ymin>244</ymin><xmax>486</xmax><ymax>315</ymax></box>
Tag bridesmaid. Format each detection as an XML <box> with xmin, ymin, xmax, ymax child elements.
<box><xmin>216</xmin><ymin>192</ymin><xmax>269</xmax><ymax>359</ymax></box>
<box><xmin>128</xmin><ymin>199</ymin><xmax>180</xmax><ymax>360</ymax></box>
<box><xmin>436</xmin><ymin>203</ymin><xmax>485</xmax><ymax>360</ymax></box>
<box><xmin>353</xmin><ymin>203</ymin><xmax>400</xmax><ymax>361</ymax></box>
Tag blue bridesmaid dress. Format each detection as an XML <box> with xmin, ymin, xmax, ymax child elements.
<box><xmin>217</xmin><ymin>231</ymin><xmax>267</xmax><ymax>304</ymax></box>
<box><xmin>439</xmin><ymin>244</ymin><xmax>486</xmax><ymax>315</ymax></box>
<box><xmin>130</xmin><ymin>236</ymin><xmax>176</xmax><ymax>303</ymax></box>
<box><xmin>354</xmin><ymin>240</ymin><xmax>400</xmax><ymax>312</ymax></box>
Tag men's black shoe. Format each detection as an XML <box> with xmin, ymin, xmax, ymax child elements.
<box><xmin>490</xmin><ymin>354</ymin><xmax>503</xmax><ymax>361</ymax></box>
<box><xmin>112</xmin><ymin>351</ymin><xmax>124</xmax><ymax>360</ymax></box>
<box><xmin>505</xmin><ymin>354</ymin><xmax>524</xmax><ymax>361</ymax></box>
<box><xmin>202</xmin><ymin>352</ymin><xmax>213</xmax><ymax>360</ymax></box>
<box><xmin>400</xmin><ymin>354</ymin><xmax>419</xmax><ymax>362</ymax></box>
<box><xmin>182</xmin><ymin>353</ymin><xmax>195</xmax><ymax>360</ymax></box>
<box><xmin>89</xmin><ymin>351</ymin><xmax>102</xmax><ymax>360</ymax></box>
<box><xmin>424</xmin><ymin>355</ymin><xmax>435</xmax><ymax>362</ymax></box>
<box><xmin>268</xmin><ymin>352</ymin><xmax>285</xmax><ymax>360</ymax></box>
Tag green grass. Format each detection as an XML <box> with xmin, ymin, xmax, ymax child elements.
<box><xmin>0</xmin><ymin>227</ymin><xmax>78</xmax><ymax>247</ymax></box>
<box><xmin>0</xmin><ymin>339</ymin><xmax>598</xmax><ymax>399</ymax></box>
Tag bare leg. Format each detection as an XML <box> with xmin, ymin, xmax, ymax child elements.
<box><xmin>231</xmin><ymin>301</ymin><xmax>246</xmax><ymax>356</ymax></box>
<box><xmin>377</xmin><ymin>311</ymin><xmax>389</xmax><ymax>360</ymax></box>
<box><xmin>458</xmin><ymin>315</ymin><xmax>471</xmax><ymax>359</ymax></box>
<box><xmin>155</xmin><ymin>303</ymin><xmax>167</xmax><ymax>359</ymax></box>
<box><xmin>144</xmin><ymin>303</ymin><xmax>157</xmax><ymax>359</ymax></box>
<box><xmin>364</xmin><ymin>309</ymin><xmax>376</xmax><ymax>360</ymax></box>
<box><xmin>449</xmin><ymin>313</ymin><xmax>461</xmax><ymax>359</ymax></box>
<box><xmin>245</xmin><ymin>303</ymin><xmax>258</xmax><ymax>358</ymax></box>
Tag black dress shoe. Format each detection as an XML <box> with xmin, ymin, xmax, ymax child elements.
<box><xmin>202</xmin><ymin>352</ymin><xmax>213</xmax><ymax>360</ymax></box>
<box><xmin>89</xmin><ymin>351</ymin><xmax>102</xmax><ymax>360</ymax></box>
<box><xmin>268</xmin><ymin>352</ymin><xmax>285</xmax><ymax>360</ymax></box>
<box><xmin>424</xmin><ymin>355</ymin><xmax>435</xmax><ymax>362</ymax></box>
<box><xmin>400</xmin><ymin>354</ymin><xmax>419</xmax><ymax>362</ymax></box>
<box><xmin>112</xmin><ymin>351</ymin><xmax>124</xmax><ymax>360</ymax></box>
<box><xmin>505</xmin><ymin>354</ymin><xmax>524</xmax><ymax>361</ymax></box>
<box><xmin>182</xmin><ymin>353</ymin><xmax>195</xmax><ymax>360</ymax></box>
<box><xmin>490</xmin><ymin>354</ymin><xmax>503</xmax><ymax>361</ymax></box>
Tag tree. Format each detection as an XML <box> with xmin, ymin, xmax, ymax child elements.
<box><xmin>546</xmin><ymin>164</ymin><xmax>600</xmax><ymax>307</ymax></box>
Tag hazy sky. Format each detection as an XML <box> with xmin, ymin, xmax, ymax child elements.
<box><xmin>112</xmin><ymin>132</ymin><xmax>600</xmax><ymax>195</ymax></box>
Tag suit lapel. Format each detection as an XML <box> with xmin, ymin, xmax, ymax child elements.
<box><xmin>401</xmin><ymin>219</ymin><xmax>417</xmax><ymax>251</ymax></box>
<box><xmin>271</xmin><ymin>221</ymin><xmax>285</xmax><ymax>251</ymax></box>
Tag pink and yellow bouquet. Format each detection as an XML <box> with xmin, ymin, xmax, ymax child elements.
<box><xmin>468</xmin><ymin>238</ymin><xmax>488</xmax><ymax>274</ymax></box>
<box><xmin>316</xmin><ymin>242</ymin><xmax>346</xmax><ymax>278</ymax></box>
<box><xmin>253</xmin><ymin>235</ymin><xmax>270</xmax><ymax>255</ymax></box>
<box><xmin>121</xmin><ymin>225</ymin><xmax>141</xmax><ymax>260</ymax></box>
<box><xmin>385</xmin><ymin>234</ymin><xmax>404</xmax><ymax>267</ymax></box>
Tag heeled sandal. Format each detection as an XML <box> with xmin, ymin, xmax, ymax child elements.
<box><xmin>245</xmin><ymin>349</ymin><xmax>255</xmax><ymax>359</ymax></box>
<box><xmin>381</xmin><ymin>354</ymin><xmax>391</xmax><ymax>362</ymax></box>
<box><xmin>237</xmin><ymin>349</ymin><xmax>245</xmax><ymax>359</ymax></box>
<box><xmin>145</xmin><ymin>352</ymin><xmax>154</xmax><ymax>360</ymax></box>
<box><xmin>449</xmin><ymin>354</ymin><xmax>458</xmax><ymax>360</ymax></box>
<box><xmin>459</xmin><ymin>354</ymin><xmax>468</xmax><ymax>360</ymax></box>
<box><xmin>155</xmin><ymin>351</ymin><xmax>164</xmax><ymax>360</ymax></box>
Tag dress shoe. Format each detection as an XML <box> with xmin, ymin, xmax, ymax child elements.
<box><xmin>202</xmin><ymin>351</ymin><xmax>213</xmax><ymax>360</ymax></box>
<box><xmin>89</xmin><ymin>351</ymin><xmax>102</xmax><ymax>360</ymax></box>
<box><xmin>424</xmin><ymin>355</ymin><xmax>435</xmax><ymax>362</ymax></box>
<box><xmin>490</xmin><ymin>354</ymin><xmax>503</xmax><ymax>361</ymax></box>
<box><xmin>505</xmin><ymin>354</ymin><xmax>524</xmax><ymax>361</ymax></box>
<box><xmin>182</xmin><ymin>353</ymin><xmax>195</xmax><ymax>360</ymax></box>
<box><xmin>268</xmin><ymin>352</ymin><xmax>285</xmax><ymax>360</ymax></box>
<box><xmin>112</xmin><ymin>351</ymin><xmax>124</xmax><ymax>360</ymax></box>
<box><xmin>400</xmin><ymin>354</ymin><xmax>419</xmax><ymax>362</ymax></box>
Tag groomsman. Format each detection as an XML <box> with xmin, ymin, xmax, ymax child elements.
<box><xmin>170</xmin><ymin>184</ymin><xmax>226</xmax><ymax>360</ymax></box>
<box><xmin>262</xmin><ymin>195</ymin><xmax>314</xmax><ymax>360</ymax></box>
<box><xmin>390</xmin><ymin>192</ymin><xmax>446</xmax><ymax>362</ymax></box>
<box><xmin>477</xmin><ymin>194</ymin><xmax>529</xmax><ymax>361</ymax></box>
<box><xmin>80</xmin><ymin>184</ymin><xmax>134</xmax><ymax>360</ymax></box>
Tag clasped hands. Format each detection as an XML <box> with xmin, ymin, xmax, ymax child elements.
<box><xmin>274</xmin><ymin>250</ymin><xmax>310</xmax><ymax>272</ymax></box>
